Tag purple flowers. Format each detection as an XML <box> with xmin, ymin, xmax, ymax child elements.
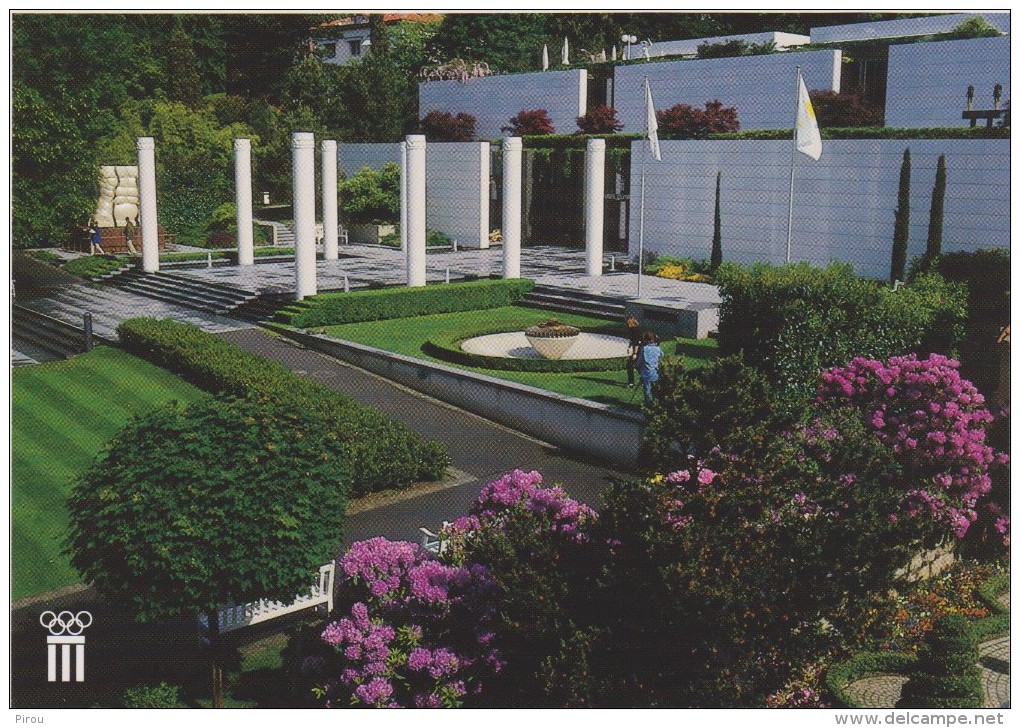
<box><xmin>466</xmin><ymin>469</ymin><xmax>598</xmax><ymax>539</ymax></box>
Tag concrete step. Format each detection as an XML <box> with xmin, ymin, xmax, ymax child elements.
<box><xmin>520</xmin><ymin>286</ymin><xmax>627</xmax><ymax>321</ymax></box>
<box><xmin>12</xmin><ymin>306</ymin><xmax>86</xmax><ymax>359</ymax></box>
<box><xmin>11</xmin><ymin>349</ymin><xmax>41</xmax><ymax>367</ymax></box>
<box><xmin>109</xmin><ymin>271</ymin><xmax>258</xmax><ymax>314</ymax></box>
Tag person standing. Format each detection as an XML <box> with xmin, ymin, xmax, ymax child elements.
<box><xmin>625</xmin><ymin>316</ymin><xmax>641</xmax><ymax>388</ymax></box>
<box><xmin>636</xmin><ymin>331</ymin><xmax>663</xmax><ymax>406</ymax></box>
<box><xmin>124</xmin><ymin>216</ymin><xmax>138</xmax><ymax>256</ymax></box>
<box><xmin>87</xmin><ymin>217</ymin><xmax>104</xmax><ymax>255</ymax></box>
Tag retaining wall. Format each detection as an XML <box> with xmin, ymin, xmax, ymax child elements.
<box><xmin>271</xmin><ymin>326</ymin><xmax>645</xmax><ymax>466</ymax></box>
<box><xmin>810</xmin><ymin>12</ymin><xmax>1009</xmax><ymax>43</ymax></box>
<box><xmin>426</xmin><ymin>143</ymin><xmax>490</xmax><ymax>248</ymax></box>
<box><xmin>627</xmin><ymin>138</ymin><xmax>1009</xmax><ymax>280</ymax></box>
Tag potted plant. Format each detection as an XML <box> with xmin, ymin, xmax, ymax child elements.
<box><xmin>524</xmin><ymin>318</ymin><xmax>581</xmax><ymax>360</ymax></box>
<box><xmin>339</xmin><ymin>163</ymin><xmax>400</xmax><ymax>244</ymax></box>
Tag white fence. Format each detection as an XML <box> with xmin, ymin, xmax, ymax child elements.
<box><xmin>628</xmin><ymin>138</ymin><xmax>1009</xmax><ymax>280</ymax></box>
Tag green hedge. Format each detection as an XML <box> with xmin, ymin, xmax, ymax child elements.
<box><xmin>116</xmin><ymin>318</ymin><xmax>448</xmax><ymax>498</ymax></box>
<box><xmin>422</xmin><ymin>324</ymin><xmax>629</xmax><ymax>373</ymax></box>
<box><xmin>714</xmin><ymin>262</ymin><xmax>967</xmax><ymax>400</ymax></box>
<box><xmin>63</xmin><ymin>255</ymin><xmax>131</xmax><ymax>280</ymax></box>
<box><xmin>708</xmin><ymin>126</ymin><xmax>1009</xmax><ymax>141</ymax></box>
<box><xmin>825</xmin><ymin>651</ymin><xmax>918</xmax><ymax>708</ymax></box>
<box><xmin>277</xmin><ymin>279</ymin><xmax>535</xmax><ymax>328</ymax></box>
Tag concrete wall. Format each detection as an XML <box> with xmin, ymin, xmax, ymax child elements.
<box><xmin>276</xmin><ymin>327</ymin><xmax>645</xmax><ymax>466</ymax></box>
<box><xmin>614</xmin><ymin>50</ymin><xmax>841</xmax><ymax>133</ymax></box>
<box><xmin>426</xmin><ymin>143</ymin><xmax>490</xmax><ymax>247</ymax></box>
<box><xmin>885</xmin><ymin>36</ymin><xmax>1011</xmax><ymax>129</ymax></box>
<box><xmin>419</xmin><ymin>69</ymin><xmax>587</xmax><ymax>139</ymax></box>
<box><xmin>628</xmin><ymin>138</ymin><xmax>1009</xmax><ymax>280</ymax></box>
<box><xmin>810</xmin><ymin>13</ymin><xmax>1009</xmax><ymax>43</ymax></box>
<box><xmin>649</xmin><ymin>31</ymin><xmax>810</xmax><ymax>59</ymax></box>
<box><xmin>338</xmin><ymin>142</ymin><xmax>399</xmax><ymax>176</ymax></box>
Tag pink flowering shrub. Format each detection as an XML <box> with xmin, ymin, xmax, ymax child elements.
<box><xmin>320</xmin><ymin>537</ymin><xmax>504</xmax><ymax>708</ymax></box>
<box><xmin>818</xmin><ymin>354</ymin><xmax>1008</xmax><ymax>540</ymax></box>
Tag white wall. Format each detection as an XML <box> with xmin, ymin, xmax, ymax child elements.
<box><xmin>649</xmin><ymin>31</ymin><xmax>810</xmax><ymax>59</ymax></box>
<box><xmin>885</xmin><ymin>36</ymin><xmax>1011</xmax><ymax>129</ymax></box>
<box><xmin>628</xmin><ymin>138</ymin><xmax>1008</xmax><ymax>280</ymax></box>
<box><xmin>614</xmin><ymin>50</ymin><xmax>841</xmax><ymax>132</ymax></box>
<box><xmin>810</xmin><ymin>13</ymin><xmax>1009</xmax><ymax>44</ymax></box>
<box><xmin>426</xmin><ymin>143</ymin><xmax>490</xmax><ymax>248</ymax></box>
<box><xmin>419</xmin><ymin>69</ymin><xmax>587</xmax><ymax>139</ymax></box>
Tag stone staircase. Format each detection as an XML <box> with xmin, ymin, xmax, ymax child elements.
<box><xmin>108</xmin><ymin>270</ymin><xmax>259</xmax><ymax>315</ymax></box>
<box><xmin>231</xmin><ymin>292</ymin><xmax>296</xmax><ymax>324</ymax></box>
<box><xmin>11</xmin><ymin>304</ymin><xmax>96</xmax><ymax>362</ymax></box>
<box><xmin>520</xmin><ymin>284</ymin><xmax>628</xmax><ymax>321</ymax></box>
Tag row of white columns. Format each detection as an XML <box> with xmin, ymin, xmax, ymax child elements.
<box><xmin>132</xmin><ymin>133</ymin><xmax>608</xmax><ymax>299</ymax></box>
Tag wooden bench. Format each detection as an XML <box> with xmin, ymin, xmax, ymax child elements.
<box><xmin>420</xmin><ymin>522</ymin><xmax>451</xmax><ymax>556</ymax></box>
<box><xmin>197</xmin><ymin>563</ymin><xmax>335</xmax><ymax>635</ymax></box>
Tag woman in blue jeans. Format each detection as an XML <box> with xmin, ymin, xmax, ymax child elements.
<box><xmin>636</xmin><ymin>331</ymin><xmax>663</xmax><ymax>405</ymax></box>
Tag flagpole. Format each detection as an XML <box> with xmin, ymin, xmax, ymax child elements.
<box><xmin>638</xmin><ymin>146</ymin><xmax>647</xmax><ymax>298</ymax></box>
<box><xmin>786</xmin><ymin>67</ymin><xmax>801</xmax><ymax>265</ymax></box>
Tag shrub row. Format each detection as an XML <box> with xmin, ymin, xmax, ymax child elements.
<box><xmin>422</xmin><ymin>324</ymin><xmax>629</xmax><ymax>373</ymax></box>
<box><xmin>710</xmin><ymin>126</ymin><xmax>1009</xmax><ymax>141</ymax></box>
<box><xmin>63</xmin><ymin>255</ymin><xmax>129</xmax><ymax>280</ymax></box>
<box><xmin>277</xmin><ymin>279</ymin><xmax>535</xmax><ymax>328</ymax></box>
<box><xmin>714</xmin><ymin>262</ymin><xmax>966</xmax><ymax>401</ymax></box>
<box><xmin>116</xmin><ymin>318</ymin><xmax>448</xmax><ymax>497</ymax></box>
<box><xmin>825</xmin><ymin>652</ymin><xmax>918</xmax><ymax>708</ymax></box>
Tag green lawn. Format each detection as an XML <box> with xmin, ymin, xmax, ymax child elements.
<box><xmin>318</xmin><ymin>306</ymin><xmax>718</xmax><ymax>407</ymax></box>
<box><xmin>12</xmin><ymin>346</ymin><xmax>205</xmax><ymax>600</ymax></box>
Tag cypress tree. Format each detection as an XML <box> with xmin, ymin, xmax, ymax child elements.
<box><xmin>926</xmin><ymin>154</ymin><xmax>947</xmax><ymax>261</ymax></box>
<box><xmin>710</xmin><ymin>170</ymin><xmax>723</xmax><ymax>272</ymax></box>
<box><xmin>891</xmin><ymin>148</ymin><xmax>911</xmax><ymax>283</ymax></box>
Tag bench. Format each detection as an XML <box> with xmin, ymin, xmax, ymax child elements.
<box><xmin>420</xmin><ymin>522</ymin><xmax>451</xmax><ymax>556</ymax></box>
<box><xmin>197</xmin><ymin>563</ymin><xmax>335</xmax><ymax>635</ymax></box>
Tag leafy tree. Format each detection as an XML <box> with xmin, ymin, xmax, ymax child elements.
<box><xmin>66</xmin><ymin>394</ymin><xmax>350</xmax><ymax>707</ymax></box>
<box><xmin>339</xmin><ymin>163</ymin><xmax>401</xmax><ymax>225</ymax></box>
<box><xmin>166</xmin><ymin>19</ymin><xmax>205</xmax><ymax>105</ymax></box>
<box><xmin>657</xmin><ymin>100</ymin><xmax>739</xmax><ymax>138</ymax></box>
<box><xmin>502</xmin><ymin>109</ymin><xmax>556</xmax><ymax>136</ymax></box>
<box><xmin>426</xmin><ymin>13</ymin><xmax>548</xmax><ymax>73</ymax></box>
<box><xmin>891</xmin><ymin>148</ymin><xmax>911</xmax><ymax>283</ymax></box>
<box><xmin>576</xmin><ymin>105</ymin><xmax>623</xmax><ymax>134</ymax></box>
<box><xmin>420</xmin><ymin>110</ymin><xmax>477</xmax><ymax>141</ymax></box>
<box><xmin>926</xmin><ymin>154</ymin><xmax>947</xmax><ymax>260</ymax></box>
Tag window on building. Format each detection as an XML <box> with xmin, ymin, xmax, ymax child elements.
<box><xmin>349</xmin><ymin>39</ymin><xmax>363</xmax><ymax>57</ymax></box>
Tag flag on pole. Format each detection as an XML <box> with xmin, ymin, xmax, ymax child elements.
<box><xmin>542</xmin><ymin>44</ymin><xmax>549</xmax><ymax>71</ymax></box>
<box><xmin>795</xmin><ymin>71</ymin><xmax>822</xmax><ymax>160</ymax></box>
<box><xmin>562</xmin><ymin>37</ymin><xmax>569</xmax><ymax>65</ymax></box>
<box><xmin>645</xmin><ymin>77</ymin><xmax>661</xmax><ymax>161</ymax></box>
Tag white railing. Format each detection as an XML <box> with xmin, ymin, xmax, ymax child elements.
<box><xmin>419</xmin><ymin>522</ymin><xmax>451</xmax><ymax>556</ymax></box>
<box><xmin>198</xmin><ymin>563</ymin><xmax>334</xmax><ymax>634</ymax></box>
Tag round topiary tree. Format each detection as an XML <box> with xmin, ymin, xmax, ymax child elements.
<box><xmin>896</xmin><ymin>614</ymin><xmax>984</xmax><ymax>708</ymax></box>
<box><xmin>66</xmin><ymin>394</ymin><xmax>350</xmax><ymax>707</ymax></box>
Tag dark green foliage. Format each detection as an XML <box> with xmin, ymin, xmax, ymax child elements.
<box><xmin>710</xmin><ymin>126</ymin><xmax>1009</xmax><ymax>141</ymax></box>
<box><xmin>425</xmin><ymin>13</ymin><xmax>548</xmax><ymax>73</ymax></box>
<box><xmin>711</xmin><ymin>171</ymin><xmax>723</xmax><ymax>271</ymax></box>
<box><xmin>115</xmin><ymin>318</ymin><xmax>448</xmax><ymax>496</ymax></box>
<box><xmin>891</xmin><ymin>148</ymin><xmax>911</xmax><ymax>283</ymax></box>
<box><xmin>522</xmin><ymin>133</ymin><xmax>641</xmax><ymax>150</ymax></box>
<box><xmin>122</xmin><ymin>682</ymin><xmax>183</xmax><ymax>709</ymax></box>
<box><xmin>826</xmin><ymin>652</ymin><xmax>918</xmax><ymax>707</ymax></box>
<box><xmin>639</xmin><ymin>354</ymin><xmax>795</xmax><ymax>472</ymax></box>
<box><xmin>897</xmin><ymin>615</ymin><xmax>983</xmax><ymax>708</ymax></box>
<box><xmin>63</xmin><ymin>255</ymin><xmax>131</xmax><ymax>280</ymax></box>
<box><xmin>277</xmin><ymin>279</ymin><xmax>535</xmax><ymax>328</ymax></box>
<box><xmin>166</xmin><ymin>21</ymin><xmax>204</xmax><ymax>105</ymax></box>
<box><xmin>926</xmin><ymin>154</ymin><xmax>947</xmax><ymax>260</ymax></box>
<box><xmin>714</xmin><ymin>262</ymin><xmax>967</xmax><ymax>400</ymax></box>
<box><xmin>66</xmin><ymin>394</ymin><xmax>350</xmax><ymax>622</ymax></box>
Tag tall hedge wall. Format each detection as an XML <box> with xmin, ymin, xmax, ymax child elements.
<box><xmin>117</xmin><ymin>318</ymin><xmax>448</xmax><ymax>497</ymax></box>
<box><xmin>276</xmin><ymin>279</ymin><xmax>535</xmax><ymax>328</ymax></box>
<box><xmin>714</xmin><ymin>262</ymin><xmax>967</xmax><ymax>400</ymax></box>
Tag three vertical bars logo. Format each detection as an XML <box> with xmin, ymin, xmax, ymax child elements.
<box><xmin>39</xmin><ymin>610</ymin><xmax>93</xmax><ymax>682</ymax></box>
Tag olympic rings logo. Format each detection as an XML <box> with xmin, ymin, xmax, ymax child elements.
<box><xmin>39</xmin><ymin>610</ymin><xmax>93</xmax><ymax>636</ymax></box>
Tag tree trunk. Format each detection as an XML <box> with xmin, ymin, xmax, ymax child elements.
<box><xmin>208</xmin><ymin>610</ymin><xmax>225</xmax><ymax>708</ymax></box>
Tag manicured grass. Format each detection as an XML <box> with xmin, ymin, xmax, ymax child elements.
<box><xmin>11</xmin><ymin>347</ymin><xmax>205</xmax><ymax>600</ymax></box>
<box><xmin>318</xmin><ymin>306</ymin><xmax>718</xmax><ymax>407</ymax></box>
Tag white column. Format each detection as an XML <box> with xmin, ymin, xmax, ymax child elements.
<box><xmin>584</xmin><ymin>138</ymin><xmax>606</xmax><ymax>277</ymax></box>
<box><xmin>321</xmin><ymin>139</ymin><xmax>339</xmax><ymax>261</ymax></box>
<box><xmin>502</xmin><ymin>137</ymin><xmax>523</xmax><ymax>278</ymax></box>
<box><xmin>137</xmin><ymin>137</ymin><xmax>159</xmax><ymax>273</ymax></box>
<box><xmin>399</xmin><ymin>141</ymin><xmax>408</xmax><ymax>252</ymax></box>
<box><xmin>292</xmin><ymin>132</ymin><xmax>317</xmax><ymax>299</ymax></box>
<box><xmin>406</xmin><ymin>135</ymin><xmax>427</xmax><ymax>287</ymax></box>
<box><xmin>477</xmin><ymin>142</ymin><xmax>491</xmax><ymax>249</ymax></box>
<box><xmin>234</xmin><ymin>138</ymin><xmax>254</xmax><ymax>266</ymax></box>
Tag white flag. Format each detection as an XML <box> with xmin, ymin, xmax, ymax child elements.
<box><xmin>611</xmin><ymin>45</ymin><xmax>617</xmax><ymax>61</ymax></box>
<box><xmin>796</xmin><ymin>71</ymin><xmax>822</xmax><ymax>160</ymax></box>
<box><xmin>645</xmin><ymin>78</ymin><xmax>661</xmax><ymax>161</ymax></box>
<box><xmin>562</xmin><ymin>37</ymin><xmax>569</xmax><ymax>65</ymax></box>
<box><xmin>542</xmin><ymin>44</ymin><xmax>549</xmax><ymax>71</ymax></box>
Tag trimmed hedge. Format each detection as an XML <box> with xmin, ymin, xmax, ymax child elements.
<box><xmin>277</xmin><ymin>279</ymin><xmax>535</xmax><ymax>328</ymax></box>
<box><xmin>422</xmin><ymin>324</ymin><xmax>629</xmax><ymax>373</ymax></box>
<box><xmin>715</xmin><ymin>262</ymin><xmax>967</xmax><ymax>400</ymax></box>
<box><xmin>116</xmin><ymin>318</ymin><xmax>448</xmax><ymax>497</ymax></box>
<box><xmin>63</xmin><ymin>255</ymin><xmax>130</xmax><ymax>280</ymax></box>
<box><xmin>825</xmin><ymin>651</ymin><xmax>918</xmax><ymax>708</ymax></box>
<box><xmin>897</xmin><ymin>615</ymin><xmax>983</xmax><ymax>708</ymax></box>
<box><xmin>708</xmin><ymin>126</ymin><xmax>1009</xmax><ymax>141</ymax></box>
